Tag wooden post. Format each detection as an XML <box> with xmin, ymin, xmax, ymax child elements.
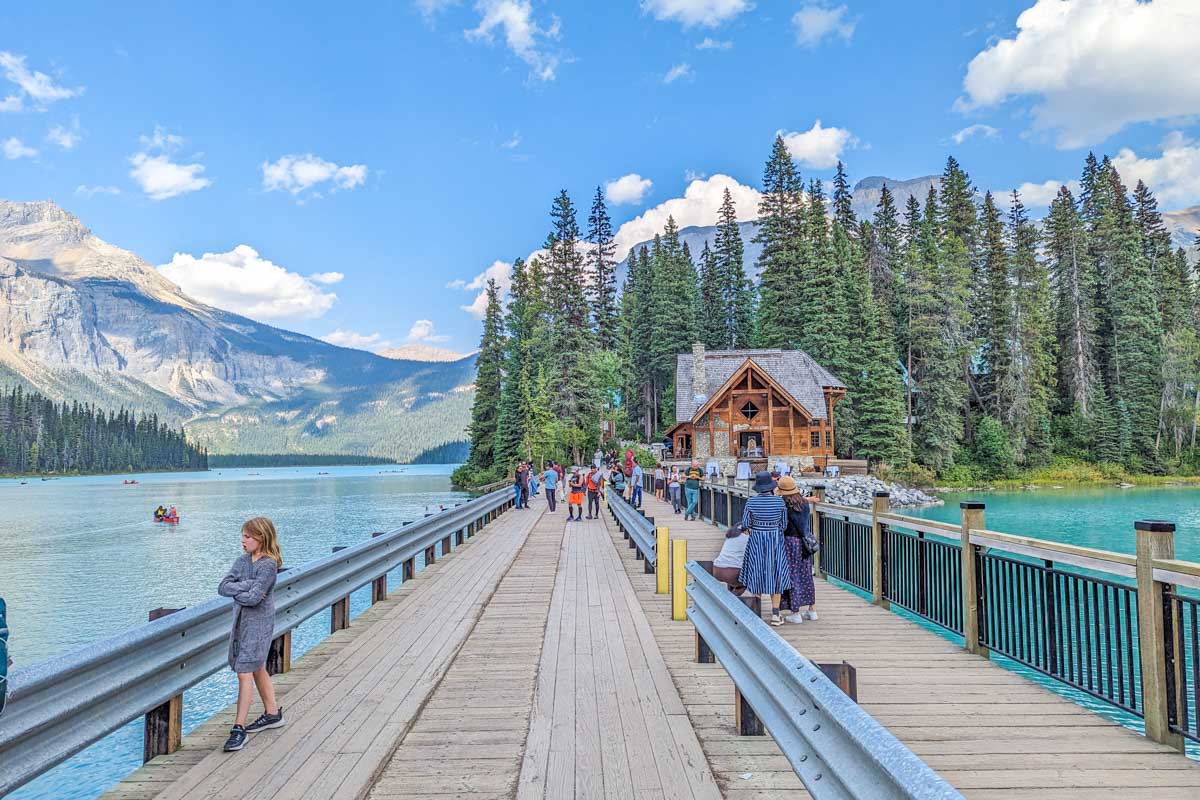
<box><xmin>960</xmin><ymin>502</ymin><xmax>988</xmax><ymax>657</ymax></box>
<box><xmin>370</xmin><ymin>532</ymin><xmax>387</xmax><ymax>604</ymax></box>
<box><xmin>656</xmin><ymin>527</ymin><xmax>670</xmax><ymax>594</ymax></box>
<box><xmin>870</xmin><ymin>491</ymin><xmax>889</xmax><ymax>607</ymax></box>
<box><xmin>809</xmin><ymin>485</ymin><xmax>825</xmax><ymax>578</ymax></box>
<box><xmin>144</xmin><ymin>607</ymin><xmax>183</xmax><ymax>763</ymax></box>
<box><xmin>266</xmin><ymin>630</ymin><xmax>291</xmax><ymax>675</ymax></box>
<box><xmin>402</xmin><ymin>558</ymin><xmax>415</xmax><ymax>582</ymax></box>
<box><xmin>672</xmin><ymin>538</ymin><xmax>688</xmax><ymax>621</ymax></box>
<box><xmin>736</xmin><ymin>689</ymin><xmax>764</xmax><ymax>736</ymax></box>
<box><xmin>331</xmin><ymin>546</ymin><xmax>350</xmax><ymax>633</ymax></box>
<box><xmin>1136</xmin><ymin>519</ymin><xmax>1184</xmax><ymax>749</ymax></box>
<box><xmin>694</xmin><ymin>561</ymin><xmax>716</xmax><ymax>663</ymax></box>
<box><xmin>441</xmin><ymin>534</ymin><xmax>452</xmax><ymax>554</ymax></box>
<box><xmin>817</xmin><ymin>662</ymin><xmax>858</xmax><ymax>701</ymax></box>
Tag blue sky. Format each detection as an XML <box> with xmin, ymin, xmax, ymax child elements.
<box><xmin>1</xmin><ymin>0</ymin><xmax>1198</xmax><ymax>352</ymax></box>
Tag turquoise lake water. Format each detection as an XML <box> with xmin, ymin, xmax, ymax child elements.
<box><xmin>1</xmin><ymin>465</ymin><xmax>468</xmax><ymax>800</ymax></box>
<box><xmin>2</xmin><ymin>476</ymin><xmax>1198</xmax><ymax>797</ymax></box>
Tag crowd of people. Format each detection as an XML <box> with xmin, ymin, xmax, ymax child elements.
<box><xmin>509</xmin><ymin>452</ymin><xmax>818</xmax><ymax>627</ymax></box>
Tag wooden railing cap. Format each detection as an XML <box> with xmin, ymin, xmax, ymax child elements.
<box><xmin>959</xmin><ymin>501</ymin><xmax>985</xmax><ymax>510</ymax></box>
<box><xmin>1135</xmin><ymin>520</ymin><xmax>1175</xmax><ymax>533</ymax></box>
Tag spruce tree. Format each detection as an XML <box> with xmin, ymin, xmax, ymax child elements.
<box><xmin>586</xmin><ymin>186</ymin><xmax>619</xmax><ymax>349</ymax></box>
<box><xmin>698</xmin><ymin>240</ymin><xmax>724</xmax><ymax>348</ymax></box>
<box><xmin>755</xmin><ymin>135</ymin><xmax>806</xmax><ymax>348</ymax></box>
<box><xmin>494</xmin><ymin>257</ymin><xmax>541</xmax><ymax>466</ymax></box>
<box><xmin>868</xmin><ymin>183</ymin><xmax>903</xmax><ymax>333</ymax></box>
<box><xmin>543</xmin><ymin>190</ymin><xmax>597</xmax><ymax>461</ymax></box>
<box><xmin>714</xmin><ymin>188</ymin><xmax>753</xmax><ymax>348</ymax></box>
<box><xmin>465</xmin><ymin>279</ymin><xmax>506</xmax><ymax>470</ymax></box>
<box><xmin>977</xmin><ymin>192</ymin><xmax>1014</xmax><ymax>420</ymax></box>
<box><xmin>832</xmin><ymin>160</ymin><xmax>857</xmax><ymax>235</ymax></box>
<box><xmin>650</xmin><ymin>217</ymin><xmax>699</xmax><ymax>430</ymax></box>
<box><xmin>1008</xmin><ymin>191</ymin><xmax>1055</xmax><ymax>463</ymax></box>
<box><xmin>1046</xmin><ymin>185</ymin><xmax>1100</xmax><ymax>418</ymax></box>
<box><xmin>798</xmin><ymin>179</ymin><xmax>849</xmax><ymax>372</ymax></box>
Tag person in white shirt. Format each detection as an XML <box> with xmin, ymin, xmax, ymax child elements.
<box><xmin>712</xmin><ymin>526</ymin><xmax>749</xmax><ymax>594</ymax></box>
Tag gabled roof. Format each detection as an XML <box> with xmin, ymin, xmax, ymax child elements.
<box><xmin>675</xmin><ymin>348</ymin><xmax>845</xmax><ymax>422</ymax></box>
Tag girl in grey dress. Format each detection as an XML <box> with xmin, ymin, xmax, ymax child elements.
<box><xmin>217</xmin><ymin>517</ymin><xmax>285</xmax><ymax>752</ymax></box>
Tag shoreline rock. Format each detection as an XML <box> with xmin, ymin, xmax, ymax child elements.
<box><xmin>797</xmin><ymin>474</ymin><xmax>943</xmax><ymax>509</ymax></box>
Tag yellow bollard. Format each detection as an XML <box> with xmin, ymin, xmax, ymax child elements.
<box><xmin>656</xmin><ymin>527</ymin><xmax>669</xmax><ymax>594</ymax></box>
<box><xmin>672</xmin><ymin>538</ymin><xmax>688</xmax><ymax>620</ymax></box>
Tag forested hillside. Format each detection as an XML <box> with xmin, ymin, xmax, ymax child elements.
<box><xmin>0</xmin><ymin>385</ymin><xmax>207</xmax><ymax>475</ymax></box>
<box><xmin>457</xmin><ymin>138</ymin><xmax>1199</xmax><ymax>486</ymax></box>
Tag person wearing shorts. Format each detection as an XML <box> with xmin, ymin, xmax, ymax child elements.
<box><xmin>567</xmin><ymin>468</ymin><xmax>585</xmax><ymax>522</ymax></box>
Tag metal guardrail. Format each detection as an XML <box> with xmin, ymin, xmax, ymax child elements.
<box><xmin>685</xmin><ymin>563</ymin><xmax>963</xmax><ymax>800</ymax></box>
<box><xmin>0</xmin><ymin>488</ymin><xmax>512</xmax><ymax>796</ymax></box>
<box><xmin>607</xmin><ymin>487</ymin><xmax>656</xmax><ymax>567</ymax></box>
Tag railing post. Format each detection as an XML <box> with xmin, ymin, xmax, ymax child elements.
<box><xmin>441</xmin><ymin>533</ymin><xmax>452</xmax><ymax>555</ymax></box>
<box><xmin>331</xmin><ymin>546</ymin><xmax>350</xmax><ymax>633</ymax></box>
<box><xmin>960</xmin><ymin>502</ymin><xmax>987</xmax><ymax>657</ymax></box>
<box><xmin>267</xmin><ymin>630</ymin><xmax>291</xmax><ymax>675</ymax></box>
<box><xmin>403</xmin><ymin>557</ymin><xmax>415</xmax><ymax>582</ymax></box>
<box><xmin>871</xmin><ymin>492</ymin><xmax>889</xmax><ymax>607</ymax></box>
<box><xmin>672</xmin><ymin>539</ymin><xmax>688</xmax><ymax>621</ymax></box>
<box><xmin>143</xmin><ymin>607</ymin><xmax>183</xmax><ymax>763</ymax></box>
<box><xmin>1135</xmin><ymin>519</ymin><xmax>1184</xmax><ymax>749</ymax></box>
<box><xmin>656</xmin><ymin>527</ymin><xmax>670</xmax><ymax>594</ymax></box>
<box><xmin>694</xmin><ymin>561</ymin><xmax>716</xmax><ymax>663</ymax></box>
<box><xmin>810</xmin><ymin>485</ymin><xmax>825</xmax><ymax>578</ymax></box>
<box><xmin>370</xmin><ymin>532</ymin><xmax>388</xmax><ymax>604</ymax></box>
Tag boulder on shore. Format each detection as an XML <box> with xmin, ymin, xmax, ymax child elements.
<box><xmin>797</xmin><ymin>474</ymin><xmax>942</xmax><ymax>509</ymax></box>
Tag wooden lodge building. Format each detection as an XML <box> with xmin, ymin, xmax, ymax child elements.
<box><xmin>664</xmin><ymin>344</ymin><xmax>846</xmax><ymax>475</ymax></box>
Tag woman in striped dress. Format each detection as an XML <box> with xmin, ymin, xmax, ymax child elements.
<box><xmin>739</xmin><ymin>471</ymin><xmax>792</xmax><ymax>626</ymax></box>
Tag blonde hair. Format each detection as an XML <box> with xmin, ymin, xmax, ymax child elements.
<box><xmin>242</xmin><ymin>517</ymin><xmax>283</xmax><ymax>567</ymax></box>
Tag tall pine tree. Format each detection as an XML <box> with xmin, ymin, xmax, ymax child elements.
<box><xmin>465</xmin><ymin>278</ymin><xmax>505</xmax><ymax>470</ymax></box>
<box><xmin>755</xmin><ymin>136</ymin><xmax>806</xmax><ymax>348</ymax></box>
<box><xmin>586</xmin><ymin>186</ymin><xmax>619</xmax><ymax>349</ymax></box>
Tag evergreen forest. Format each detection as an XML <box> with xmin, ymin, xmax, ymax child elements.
<box><xmin>455</xmin><ymin>141</ymin><xmax>1200</xmax><ymax>487</ymax></box>
<box><xmin>0</xmin><ymin>385</ymin><xmax>208</xmax><ymax>475</ymax></box>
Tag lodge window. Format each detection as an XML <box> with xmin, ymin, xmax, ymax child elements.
<box><xmin>740</xmin><ymin>400</ymin><xmax>760</xmax><ymax>421</ymax></box>
<box><xmin>810</xmin><ymin>431</ymin><xmax>820</xmax><ymax>448</ymax></box>
<box><xmin>825</xmin><ymin>431</ymin><xmax>831</xmax><ymax>447</ymax></box>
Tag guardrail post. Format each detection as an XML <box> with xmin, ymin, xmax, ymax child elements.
<box><xmin>818</xmin><ymin>662</ymin><xmax>858</xmax><ymax>701</ymax></box>
<box><xmin>403</xmin><ymin>557</ymin><xmax>415</xmax><ymax>582</ymax></box>
<box><xmin>960</xmin><ymin>502</ymin><xmax>988</xmax><ymax>657</ymax></box>
<box><xmin>656</xmin><ymin>527</ymin><xmax>670</xmax><ymax>594</ymax></box>
<box><xmin>871</xmin><ymin>492</ymin><xmax>889</xmax><ymax>607</ymax></box>
<box><xmin>441</xmin><ymin>532</ymin><xmax>452</xmax><ymax>555</ymax></box>
<box><xmin>693</xmin><ymin>561</ymin><xmax>716</xmax><ymax>663</ymax></box>
<box><xmin>672</xmin><ymin>539</ymin><xmax>688</xmax><ymax>621</ymax></box>
<box><xmin>370</xmin><ymin>532</ymin><xmax>388</xmax><ymax>604</ymax></box>
<box><xmin>809</xmin><ymin>485</ymin><xmax>825</xmax><ymax>578</ymax></box>
<box><xmin>736</xmin><ymin>689</ymin><xmax>765</xmax><ymax>736</ymax></box>
<box><xmin>144</xmin><ymin>607</ymin><xmax>183</xmax><ymax>763</ymax></box>
<box><xmin>331</xmin><ymin>546</ymin><xmax>351</xmax><ymax>633</ymax></box>
<box><xmin>1136</xmin><ymin>519</ymin><xmax>1184</xmax><ymax>749</ymax></box>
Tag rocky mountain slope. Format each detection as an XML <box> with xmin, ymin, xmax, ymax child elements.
<box><xmin>0</xmin><ymin>200</ymin><xmax>474</xmax><ymax>460</ymax></box>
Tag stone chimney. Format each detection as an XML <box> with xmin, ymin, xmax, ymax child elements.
<box><xmin>692</xmin><ymin>342</ymin><xmax>707</xmax><ymax>405</ymax></box>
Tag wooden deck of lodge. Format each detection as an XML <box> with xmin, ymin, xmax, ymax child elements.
<box><xmin>98</xmin><ymin>488</ymin><xmax>1200</xmax><ymax>800</ymax></box>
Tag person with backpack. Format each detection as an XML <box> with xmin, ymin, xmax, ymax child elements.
<box><xmin>567</xmin><ymin>467</ymin><xmax>586</xmax><ymax>522</ymax></box>
<box><xmin>585</xmin><ymin>465</ymin><xmax>604</xmax><ymax>520</ymax></box>
<box><xmin>609</xmin><ymin>464</ymin><xmax>626</xmax><ymax>498</ymax></box>
<box><xmin>683</xmin><ymin>461</ymin><xmax>703</xmax><ymax>521</ymax></box>
<box><xmin>739</xmin><ymin>471</ymin><xmax>792</xmax><ymax>626</ymax></box>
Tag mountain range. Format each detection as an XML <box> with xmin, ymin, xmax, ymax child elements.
<box><xmin>0</xmin><ymin>200</ymin><xmax>475</xmax><ymax>461</ymax></box>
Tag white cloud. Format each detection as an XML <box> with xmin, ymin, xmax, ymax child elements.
<box><xmin>1008</xmin><ymin>179</ymin><xmax>1080</xmax><ymax>207</ymax></box>
<box><xmin>684</xmin><ymin>169</ymin><xmax>707</xmax><ymax>182</ymax></box>
<box><xmin>950</xmin><ymin>123</ymin><xmax>1000</xmax><ymax>145</ymax></box>
<box><xmin>696</xmin><ymin>37</ymin><xmax>733</xmax><ymax>50</ymax></box>
<box><xmin>128</xmin><ymin>126</ymin><xmax>210</xmax><ymax>200</ymax></box>
<box><xmin>0</xmin><ymin>51</ymin><xmax>82</xmax><ymax>109</ymax></box>
<box><xmin>2</xmin><ymin>137</ymin><xmax>37</xmax><ymax>160</ymax></box>
<box><xmin>450</xmin><ymin>256</ymin><xmax>530</xmax><ymax>318</ymax></box>
<box><xmin>662</xmin><ymin>63</ymin><xmax>693</xmax><ymax>84</ymax></box>
<box><xmin>642</xmin><ymin>0</ymin><xmax>753</xmax><ymax>28</ymax></box>
<box><xmin>75</xmin><ymin>184</ymin><xmax>121</xmax><ymax>198</ymax></box>
<box><xmin>47</xmin><ymin>116</ymin><xmax>83</xmax><ymax>150</ymax></box>
<box><xmin>501</xmin><ymin>131</ymin><xmax>521</xmax><ymax>149</ymax></box>
<box><xmin>261</xmin><ymin>154</ymin><xmax>368</xmax><ymax>196</ymax></box>
<box><xmin>605</xmin><ymin>173</ymin><xmax>654</xmax><ymax>205</ymax></box>
<box><xmin>466</xmin><ymin>0</ymin><xmax>563</xmax><ymax>82</ymax></box>
<box><xmin>415</xmin><ymin>0</ymin><xmax>460</xmax><ymax>16</ymax></box>
<box><xmin>613</xmin><ymin>173</ymin><xmax>762</xmax><ymax>262</ymax></box>
<box><xmin>957</xmin><ymin>0</ymin><xmax>1200</xmax><ymax>148</ymax></box>
<box><xmin>792</xmin><ymin>3</ymin><xmax>857</xmax><ymax>47</ymax></box>
<box><xmin>309</xmin><ymin>271</ymin><xmax>345</xmax><ymax>284</ymax></box>
<box><xmin>779</xmin><ymin>120</ymin><xmax>859</xmax><ymax>169</ymax></box>
<box><xmin>322</xmin><ymin>328</ymin><xmax>389</xmax><ymax>351</ymax></box>
<box><xmin>158</xmin><ymin>245</ymin><xmax>339</xmax><ymax>321</ymax></box>
<box><xmin>1112</xmin><ymin>131</ymin><xmax>1200</xmax><ymax>207</ymax></box>
<box><xmin>407</xmin><ymin>319</ymin><xmax>450</xmax><ymax>342</ymax></box>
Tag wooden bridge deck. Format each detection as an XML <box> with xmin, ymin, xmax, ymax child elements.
<box><xmin>101</xmin><ymin>489</ymin><xmax>1200</xmax><ymax>800</ymax></box>
<box><xmin>625</xmin><ymin>492</ymin><xmax>1200</xmax><ymax>799</ymax></box>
